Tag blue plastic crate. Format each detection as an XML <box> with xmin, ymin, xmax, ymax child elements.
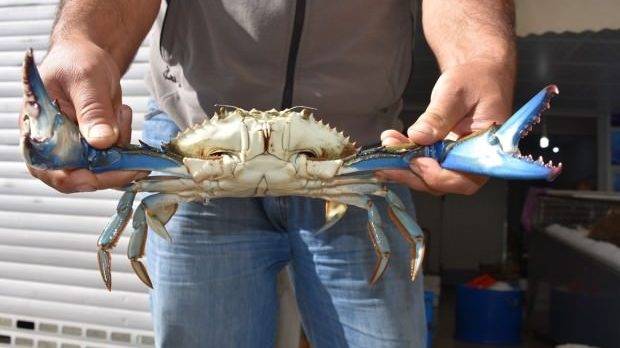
<box><xmin>454</xmin><ymin>284</ymin><xmax>522</xmax><ymax>345</ymax></box>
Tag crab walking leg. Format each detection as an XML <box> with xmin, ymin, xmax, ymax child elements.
<box><xmin>139</xmin><ymin>192</ymin><xmax>184</xmax><ymax>240</ymax></box>
<box><xmin>318</xmin><ymin>200</ymin><xmax>349</xmax><ymax>233</ymax></box>
<box><xmin>306</xmin><ymin>178</ymin><xmax>386</xmax><ymax>233</ymax></box>
<box><xmin>320</xmin><ymin>194</ymin><xmax>392</xmax><ymax>286</ymax></box>
<box><xmin>366</xmin><ymin>200</ymin><xmax>391</xmax><ymax>286</ymax></box>
<box><xmin>314</xmin><ymin>181</ymin><xmax>381</xmax><ymax>233</ymax></box>
<box><xmin>128</xmin><ymin>193</ymin><xmax>186</xmax><ymax>288</ymax></box>
<box><xmin>122</xmin><ymin>177</ymin><xmax>200</xmax><ymax>242</ymax></box>
<box><xmin>95</xmin><ymin>177</ymin><xmax>200</xmax><ymax>289</ymax></box>
<box><xmin>128</xmin><ymin>205</ymin><xmax>150</xmax><ymax>288</ymax></box>
<box><xmin>129</xmin><ymin>176</ymin><xmax>199</xmax><ymax>194</ymax></box>
<box><xmin>97</xmin><ymin>191</ymin><xmax>137</xmax><ymax>291</ymax></box>
<box><xmin>309</xmin><ymin>173</ymin><xmax>381</xmax><ymax>187</ymax></box>
<box><xmin>384</xmin><ymin>190</ymin><xmax>425</xmax><ymax>282</ymax></box>
<box><xmin>307</xmin><ymin>178</ymin><xmax>383</xmax><ymax>233</ymax></box>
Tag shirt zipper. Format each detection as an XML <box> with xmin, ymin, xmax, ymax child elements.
<box><xmin>281</xmin><ymin>0</ymin><xmax>306</xmax><ymax>109</ymax></box>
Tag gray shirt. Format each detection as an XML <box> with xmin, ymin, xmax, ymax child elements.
<box><xmin>145</xmin><ymin>0</ymin><xmax>416</xmax><ymax>146</ymax></box>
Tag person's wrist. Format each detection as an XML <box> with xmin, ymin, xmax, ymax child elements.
<box><xmin>44</xmin><ymin>39</ymin><xmax>122</xmax><ymax>79</ymax></box>
<box><xmin>48</xmin><ymin>33</ymin><xmax>125</xmax><ymax>76</ymax></box>
<box><xmin>49</xmin><ymin>26</ymin><xmax>109</xmax><ymax>56</ymax></box>
<box><xmin>437</xmin><ymin>39</ymin><xmax>516</xmax><ymax>73</ymax></box>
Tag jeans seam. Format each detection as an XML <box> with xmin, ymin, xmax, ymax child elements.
<box><xmin>278</xmin><ymin>197</ymin><xmax>290</xmax><ymax>232</ymax></box>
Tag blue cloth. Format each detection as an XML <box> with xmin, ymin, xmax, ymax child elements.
<box><xmin>142</xmin><ymin>108</ymin><xmax>427</xmax><ymax>348</ymax></box>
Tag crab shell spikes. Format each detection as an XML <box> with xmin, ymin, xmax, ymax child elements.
<box><xmin>301</xmin><ymin>108</ymin><xmax>312</xmax><ymax>119</ymax></box>
<box><xmin>214</xmin><ymin>105</ymin><xmax>245</xmax><ymax>119</ymax></box>
<box><xmin>217</xmin><ymin>106</ymin><xmax>228</xmax><ymax>118</ymax></box>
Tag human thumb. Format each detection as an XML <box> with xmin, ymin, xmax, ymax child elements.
<box><xmin>69</xmin><ymin>75</ymin><xmax>120</xmax><ymax>149</ymax></box>
<box><xmin>407</xmin><ymin>90</ymin><xmax>470</xmax><ymax>145</ymax></box>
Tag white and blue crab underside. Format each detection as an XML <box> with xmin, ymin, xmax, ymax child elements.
<box><xmin>19</xmin><ymin>49</ymin><xmax>562</xmax><ymax>290</ymax></box>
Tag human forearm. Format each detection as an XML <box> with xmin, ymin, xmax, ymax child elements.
<box><xmin>51</xmin><ymin>0</ymin><xmax>160</xmax><ymax>73</ymax></box>
<box><xmin>20</xmin><ymin>0</ymin><xmax>159</xmax><ymax>193</ymax></box>
<box><xmin>422</xmin><ymin>0</ymin><xmax>516</xmax><ymax>72</ymax></box>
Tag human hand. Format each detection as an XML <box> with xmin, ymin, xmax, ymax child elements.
<box><xmin>380</xmin><ymin>59</ymin><xmax>515</xmax><ymax>195</ymax></box>
<box><xmin>19</xmin><ymin>40</ymin><xmax>147</xmax><ymax>193</ymax></box>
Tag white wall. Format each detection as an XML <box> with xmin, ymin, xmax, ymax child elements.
<box><xmin>0</xmin><ymin>1</ymin><xmax>154</xmax><ymax>346</ymax></box>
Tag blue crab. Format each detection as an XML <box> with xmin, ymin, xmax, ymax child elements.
<box><xmin>20</xmin><ymin>50</ymin><xmax>561</xmax><ymax>290</ymax></box>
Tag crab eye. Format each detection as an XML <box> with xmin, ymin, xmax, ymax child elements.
<box><xmin>200</xmin><ymin>149</ymin><xmax>234</xmax><ymax>158</ymax></box>
<box><xmin>296</xmin><ymin>150</ymin><xmax>319</xmax><ymax>159</ymax></box>
<box><xmin>211</xmin><ymin>150</ymin><xmax>231</xmax><ymax>156</ymax></box>
<box><xmin>212</xmin><ymin>151</ymin><xmax>234</xmax><ymax>158</ymax></box>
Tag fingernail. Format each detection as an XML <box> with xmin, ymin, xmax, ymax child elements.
<box><xmin>88</xmin><ymin>124</ymin><xmax>115</xmax><ymax>139</ymax></box>
<box><xmin>76</xmin><ymin>184</ymin><xmax>96</xmax><ymax>192</ymax></box>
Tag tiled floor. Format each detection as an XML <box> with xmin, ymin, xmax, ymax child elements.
<box><xmin>431</xmin><ymin>286</ymin><xmax>553</xmax><ymax>348</ymax></box>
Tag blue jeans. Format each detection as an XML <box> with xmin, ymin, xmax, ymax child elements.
<box><xmin>142</xmin><ymin>108</ymin><xmax>427</xmax><ymax>348</ymax></box>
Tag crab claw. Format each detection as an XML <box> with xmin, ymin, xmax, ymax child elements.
<box><xmin>440</xmin><ymin>85</ymin><xmax>562</xmax><ymax>181</ymax></box>
<box><xmin>20</xmin><ymin>48</ymin><xmax>89</xmax><ymax>170</ymax></box>
<box><xmin>340</xmin><ymin>85</ymin><xmax>562</xmax><ymax>182</ymax></box>
<box><xmin>20</xmin><ymin>49</ymin><xmax>188</xmax><ymax>175</ymax></box>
